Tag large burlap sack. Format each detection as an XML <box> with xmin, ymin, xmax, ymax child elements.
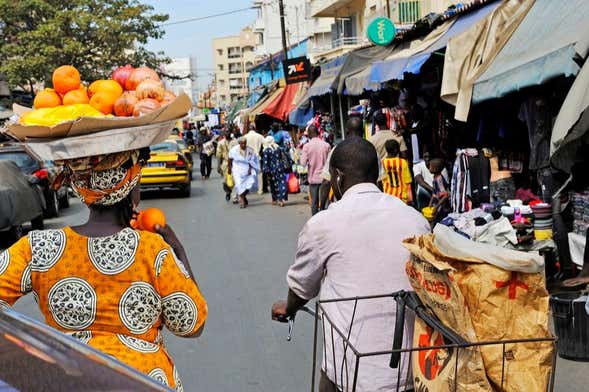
<box><xmin>404</xmin><ymin>225</ymin><xmax>554</xmax><ymax>392</ymax></box>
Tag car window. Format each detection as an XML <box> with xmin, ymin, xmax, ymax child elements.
<box><xmin>150</xmin><ymin>142</ymin><xmax>179</xmax><ymax>152</ymax></box>
<box><xmin>176</xmin><ymin>140</ymin><xmax>188</xmax><ymax>149</ymax></box>
<box><xmin>0</xmin><ymin>152</ymin><xmax>38</xmax><ymax>173</ymax></box>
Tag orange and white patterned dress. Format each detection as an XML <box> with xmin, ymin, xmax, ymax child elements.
<box><xmin>0</xmin><ymin>227</ymin><xmax>208</xmax><ymax>391</ymax></box>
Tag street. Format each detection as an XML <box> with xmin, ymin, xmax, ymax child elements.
<box><xmin>9</xmin><ymin>173</ymin><xmax>587</xmax><ymax>392</ymax></box>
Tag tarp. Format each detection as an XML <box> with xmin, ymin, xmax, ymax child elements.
<box><xmin>307</xmin><ymin>56</ymin><xmax>347</xmax><ymax>98</ymax></box>
<box><xmin>344</xmin><ymin>1</ymin><xmax>501</xmax><ymax>95</ymax></box>
<box><xmin>248</xmin><ymin>85</ymin><xmax>284</xmax><ymax>121</ymax></box>
<box><xmin>369</xmin><ymin>20</ymin><xmax>455</xmax><ymax>85</ymax></box>
<box><xmin>262</xmin><ymin>83</ymin><xmax>306</xmax><ymax>122</ymax></box>
<box><xmin>336</xmin><ymin>45</ymin><xmax>395</xmax><ymax>95</ymax></box>
<box><xmin>473</xmin><ymin>0</ymin><xmax>589</xmax><ymax>104</ymax></box>
<box><xmin>440</xmin><ymin>0</ymin><xmax>535</xmax><ymax>121</ymax></box>
<box><xmin>289</xmin><ymin>88</ymin><xmax>314</xmax><ymax>127</ymax></box>
<box><xmin>0</xmin><ymin>161</ymin><xmax>43</xmax><ymax>230</ymax></box>
<box><xmin>226</xmin><ymin>98</ymin><xmax>247</xmax><ymax>124</ymax></box>
<box><xmin>550</xmin><ymin>58</ymin><xmax>589</xmax><ymax>173</ymax></box>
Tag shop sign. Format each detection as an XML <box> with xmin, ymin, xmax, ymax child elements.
<box><xmin>283</xmin><ymin>56</ymin><xmax>312</xmax><ymax>85</ymax></box>
<box><xmin>367</xmin><ymin>17</ymin><xmax>396</xmax><ymax>46</ymax></box>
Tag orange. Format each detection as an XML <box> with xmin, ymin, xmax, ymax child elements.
<box><xmin>62</xmin><ymin>88</ymin><xmax>89</xmax><ymax>105</ymax></box>
<box><xmin>89</xmin><ymin>90</ymin><xmax>118</xmax><ymax>114</ymax></box>
<box><xmin>88</xmin><ymin>79</ymin><xmax>123</xmax><ymax>99</ymax></box>
<box><xmin>137</xmin><ymin>208</ymin><xmax>166</xmax><ymax>232</ymax></box>
<box><xmin>33</xmin><ymin>88</ymin><xmax>62</xmax><ymax>109</ymax></box>
<box><xmin>52</xmin><ymin>65</ymin><xmax>81</xmax><ymax>95</ymax></box>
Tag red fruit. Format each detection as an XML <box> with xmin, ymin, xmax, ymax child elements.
<box><xmin>114</xmin><ymin>91</ymin><xmax>139</xmax><ymax>117</ymax></box>
<box><xmin>137</xmin><ymin>208</ymin><xmax>166</xmax><ymax>232</ymax></box>
<box><xmin>111</xmin><ymin>65</ymin><xmax>134</xmax><ymax>89</ymax></box>
<box><xmin>126</xmin><ymin>66</ymin><xmax>160</xmax><ymax>91</ymax></box>
<box><xmin>135</xmin><ymin>79</ymin><xmax>165</xmax><ymax>101</ymax></box>
<box><xmin>161</xmin><ymin>90</ymin><xmax>177</xmax><ymax>106</ymax></box>
<box><xmin>133</xmin><ymin>98</ymin><xmax>161</xmax><ymax>117</ymax></box>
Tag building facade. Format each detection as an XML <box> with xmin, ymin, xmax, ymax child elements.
<box><xmin>212</xmin><ymin>27</ymin><xmax>258</xmax><ymax>108</ymax></box>
<box><xmin>309</xmin><ymin>0</ymin><xmax>455</xmax><ymax>59</ymax></box>
<box><xmin>161</xmin><ymin>57</ymin><xmax>197</xmax><ymax>103</ymax></box>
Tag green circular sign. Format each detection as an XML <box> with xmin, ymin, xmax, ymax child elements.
<box><xmin>367</xmin><ymin>17</ymin><xmax>396</xmax><ymax>46</ymax></box>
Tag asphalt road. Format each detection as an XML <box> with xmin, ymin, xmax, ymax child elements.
<box><xmin>8</xmin><ymin>172</ymin><xmax>589</xmax><ymax>392</ymax></box>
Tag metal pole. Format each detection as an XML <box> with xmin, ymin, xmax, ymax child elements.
<box><xmin>338</xmin><ymin>94</ymin><xmax>346</xmax><ymax>140</ymax></box>
<box><xmin>386</xmin><ymin>0</ymin><xmax>391</xmax><ymax>18</ymax></box>
<box><xmin>278</xmin><ymin>0</ymin><xmax>289</xmax><ymax>61</ymax></box>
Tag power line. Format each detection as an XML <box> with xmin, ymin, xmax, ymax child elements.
<box><xmin>162</xmin><ymin>7</ymin><xmax>256</xmax><ymax>26</ymax></box>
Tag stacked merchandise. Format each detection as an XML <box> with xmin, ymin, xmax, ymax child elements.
<box><xmin>532</xmin><ymin>203</ymin><xmax>553</xmax><ymax>241</ymax></box>
<box><xmin>572</xmin><ymin>191</ymin><xmax>589</xmax><ymax>235</ymax></box>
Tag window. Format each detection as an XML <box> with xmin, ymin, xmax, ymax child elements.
<box><xmin>228</xmin><ymin>62</ymin><xmax>243</xmax><ymax>74</ymax></box>
<box><xmin>220</xmin><ymin>95</ymin><xmax>226</xmax><ymax>101</ymax></box>
<box><xmin>217</xmin><ymin>64</ymin><xmax>224</xmax><ymax>71</ymax></box>
<box><xmin>217</xmin><ymin>49</ymin><xmax>223</xmax><ymax>56</ymax></box>
<box><xmin>398</xmin><ymin>1</ymin><xmax>420</xmax><ymax>24</ymax></box>
<box><xmin>218</xmin><ymin>79</ymin><xmax>225</xmax><ymax>87</ymax></box>
<box><xmin>228</xmin><ymin>47</ymin><xmax>241</xmax><ymax>59</ymax></box>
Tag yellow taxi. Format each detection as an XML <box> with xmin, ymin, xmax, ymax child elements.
<box><xmin>140</xmin><ymin>140</ymin><xmax>191</xmax><ymax>197</ymax></box>
<box><xmin>167</xmin><ymin>135</ymin><xmax>194</xmax><ymax>180</ymax></box>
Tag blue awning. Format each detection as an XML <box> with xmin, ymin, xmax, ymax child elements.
<box><xmin>473</xmin><ymin>0</ymin><xmax>589</xmax><ymax>103</ymax></box>
<box><xmin>307</xmin><ymin>56</ymin><xmax>347</xmax><ymax>98</ymax></box>
<box><xmin>367</xmin><ymin>1</ymin><xmax>501</xmax><ymax>85</ymax></box>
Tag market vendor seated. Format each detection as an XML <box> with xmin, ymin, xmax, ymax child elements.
<box><xmin>429</xmin><ymin>158</ymin><xmax>451</xmax><ymax>224</ymax></box>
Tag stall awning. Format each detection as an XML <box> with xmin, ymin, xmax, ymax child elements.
<box><xmin>307</xmin><ymin>56</ymin><xmax>347</xmax><ymax>98</ymax></box>
<box><xmin>262</xmin><ymin>83</ymin><xmax>307</xmax><ymax>122</ymax></box>
<box><xmin>289</xmin><ymin>86</ymin><xmax>314</xmax><ymax>127</ymax></box>
<box><xmin>473</xmin><ymin>0</ymin><xmax>589</xmax><ymax>104</ymax></box>
<box><xmin>336</xmin><ymin>45</ymin><xmax>395</xmax><ymax>95</ymax></box>
<box><xmin>441</xmin><ymin>0</ymin><xmax>536</xmax><ymax>121</ymax></box>
<box><xmin>367</xmin><ymin>1</ymin><xmax>501</xmax><ymax>86</ymax></box>
<box><xmin>248</xmin><ymin>85</ymin><xmax>284</xmax><ymax>121</ymax></box>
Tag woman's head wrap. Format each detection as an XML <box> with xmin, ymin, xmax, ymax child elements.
<box><xmin>273</xmin><ymin>131</ymin><xmax>284</xmax><ymax>146</ymax></box>
<box><xmin>54</xmin><ymin>150</ymin><xmax>143</xmax><ymax>207</ymax></box>
<box><xmin>263</xmin><ymin>135</ymin><xmax>277</xmax><ymax>150</ymax></box>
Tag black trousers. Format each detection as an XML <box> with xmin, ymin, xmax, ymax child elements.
<box><xmin>309</xmin><ymin>184</ymin><xmax>321</xmax><ymax>215</ymax></box>
<box><xmin>200</xmin><ymin>154</ymin><xmax>212</xmax><ymax>178</ymax></box>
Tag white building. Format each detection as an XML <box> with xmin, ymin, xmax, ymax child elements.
<box><xmin>251</xmin><ymin>0</ymin><xmax>334</xmax><ymax>62</ymax></box>
<box><xmin>161</xmin><ymin>57</ymin><xmax>197</xmax><ymax>103</ymax></box>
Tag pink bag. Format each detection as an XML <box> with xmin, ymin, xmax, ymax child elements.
<box><xmin>287</xmin><ymin>173</ymin><xmax>300</xmax><ymax>194</ymax></box>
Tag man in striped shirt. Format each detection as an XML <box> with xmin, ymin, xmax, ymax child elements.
<box><xmin>382</xmin><ymin>139</ymin><xmax>413</xmax><ymax>204</ymax></box>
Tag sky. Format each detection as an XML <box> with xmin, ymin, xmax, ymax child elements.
<box><xmin>142</xmin><ymin>0</ymin><xmax>258</xmax><ymax>91</ymax></box>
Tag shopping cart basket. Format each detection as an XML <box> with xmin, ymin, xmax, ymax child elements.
<box><xmin>297</xmin><ymin>290</ymin><xmax>557</xmax><ymax>392</ymax></box>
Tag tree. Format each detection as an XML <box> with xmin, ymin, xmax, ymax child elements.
<box><xmin>0</xmin><ymin>0</ymin><xmax>169</xmax><ymax>91</ymax></box>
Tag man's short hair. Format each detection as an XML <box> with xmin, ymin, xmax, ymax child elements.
<box><xmin>385</xmin><ymin>139</ymin><xmax>400</xmax><ymax>156</ymax></box>
<box><xmin>330</xmin><ymin>138</ymin><xmax>379</xmax><ymax>183</ymax></box>
<box><xmin>373</xmin><ymin>111</ymin><xmax>388</xmax><ymax>128</ymax></box>
<box><xmin>307</xmin><ymin>125</ymin><xmax>318</xmax><ymax>138</ymax></box>
<box><xmin>346</xmin><ymin>117</ymin><xmax>364</xmax><ymax>138</ymax></box>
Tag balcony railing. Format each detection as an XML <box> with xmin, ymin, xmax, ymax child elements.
<box><xmin>309</xmin><ymin>36</ymin><xmax>366</xmax><ymax>54</ymax></box>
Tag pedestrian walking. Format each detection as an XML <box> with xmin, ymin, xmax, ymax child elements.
<box><xmin>228</xmin><ymin>137</ymin><xmax>260</xmax><ymax>209</ymax></box>
<box><xmin>0</xmin><ymin>150</ymin><xmax>208</xmax><ymax>390</ymax></box>
<box><xmin>368</xmin><ymin>111</ymin><xmax>408</xmax><ymax>163</ymax></box>
<box><xmin>272</xmin><ymin>137</ymin><xmax>430</xmax><ymax>392</ymax></box>
<box><xmin>216</xmin><ymin>131</ymin><xmax>238</xmax><ymax>201</ymax></box>
<box><xmin>197</xmin><ymin>127</ymin><xmax>214</xmax><ymax>180</ymax></box>
<box><xmin>244</xmin><ymin>124</ymin><xmax>265</xmax><ymax>195</ymax></box>
<box><xmin>301</xmin><ymin>125</ymin><xmax>330</xmax><ymax>215</ymax></box>
<box><xmin>262</xmin><ymin>136</ymin><xmax>288</xmax><ymax>207</ymax></box>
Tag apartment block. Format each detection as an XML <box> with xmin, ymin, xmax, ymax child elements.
<box><xmin>212</xmin><ymin>27</ymin><xmax>257</xmax><ymax>108</ymax></box>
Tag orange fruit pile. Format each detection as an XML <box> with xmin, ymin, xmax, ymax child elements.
<box><xmin>30</xmin><ymin>64</ymin><xmax>177</xmax><ymax>118</ymax></box>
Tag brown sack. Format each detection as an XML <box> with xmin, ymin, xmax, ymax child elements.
<box><xmin>404</xmin><ymin>231</ymin><xmax>554</xmax><ymax>392</ymax></box>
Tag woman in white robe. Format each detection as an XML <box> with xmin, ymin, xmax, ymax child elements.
<box><xmin>228</xmin><ymin>137</ymin><xmax>260</xmax><ymax>208</ymax></box>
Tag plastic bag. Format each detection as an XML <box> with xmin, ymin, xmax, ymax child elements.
<box><xmin>287</xmin><ymin>173</ymin><xmax>299</xmax><ymax>194</ymax></box>
<box><xmin>226</xmin><ymin>173</ymin><xmax>234</xmax><ymax>189</ymax></box>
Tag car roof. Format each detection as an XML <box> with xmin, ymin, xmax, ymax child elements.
<box><xmin>0</xmin><ymin>307</ymin><xmax>172</xmax><ymax>391</ymax></box>
<box><xmin>0</xmin><ymin>143</ymin><xmax>26</xmax><ymax>153</ymax></box>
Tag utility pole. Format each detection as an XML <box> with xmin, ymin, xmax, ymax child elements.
<box><xmin>278</xmin><ymin>0</ymin><xmax>288</xmax><ymax>62</ymax></box>
<box><xmin>386</xmin><ymin>0</ymin><xmax>391</xmax><ymax>18</ymax></box>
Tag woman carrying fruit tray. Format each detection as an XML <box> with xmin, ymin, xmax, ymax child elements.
<box><xmin>0</xmin><ymin>147</ymin><xmax>207</xmax><ymax>391</ymax></box>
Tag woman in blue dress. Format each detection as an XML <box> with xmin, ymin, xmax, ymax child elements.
<box><xmin>262</xmin><ymin>136</ymin><xmax>288</xmax><ymax>207</ymax></box>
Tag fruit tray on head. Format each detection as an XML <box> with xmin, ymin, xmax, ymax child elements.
<box><xmin>2</xmin><ymin>93</ymin><xmax>192</xmax><ymax>141</ymax></box>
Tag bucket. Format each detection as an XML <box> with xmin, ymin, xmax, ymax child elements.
<box><xmin>550</xmin><ymin>292</ymin><xmax>589</xmax><ymax>361</ymax></box>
